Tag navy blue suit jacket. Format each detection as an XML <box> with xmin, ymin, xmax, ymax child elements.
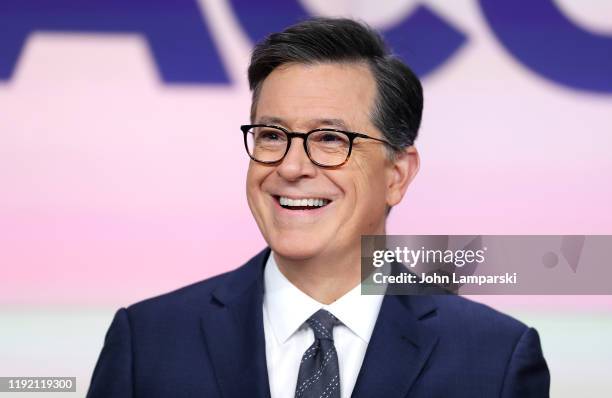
<box><xmin>87</xmin><ymin>249</ymin><xmax>549</xmax><ymax>397</ymax></box>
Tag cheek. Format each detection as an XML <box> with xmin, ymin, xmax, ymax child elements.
<box><xmin>247</xmin><ymin>161</ymin><xmax>269</xmax><ymax>183</ymax></box>
<box><xmin>355</xmin><ymin>154</ymin><xmax>387</xmax><ymax>191</ymax></box>
<box><xmin>246</xmin><ymin>164</ymin><xmax>267</xmax><ymax>204</ymax></box>
<box><xmin>246</xmin><ymin>166</ymin><xmax>256</xmax><ymax>196</ymax></box>
<box><xmin>350</xmin><ymin>157</ymin><xmax>389</xmax><ymax>214</ymax></box>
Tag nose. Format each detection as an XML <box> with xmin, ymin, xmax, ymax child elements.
<box><xmin>276</xmin><ymin>136</ymin><xmax>317</xmax><ymax>181</ymax></box>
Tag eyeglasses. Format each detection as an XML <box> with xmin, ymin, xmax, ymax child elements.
<box><xmin>240</xmin><ymin>124</ymin><xmax>402</xmax><ymax>168</ymax></box>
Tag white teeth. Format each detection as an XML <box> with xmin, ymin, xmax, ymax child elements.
<box><xmin>278</xmin><ymin>196</ymin><xmax>329</xmax><ymax>208</ymax></box>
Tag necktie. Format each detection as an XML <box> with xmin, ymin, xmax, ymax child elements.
<box><xmin>295</xmin><ymin>309</ymin><xmax>341</xmax><ymax>398</ymax></box>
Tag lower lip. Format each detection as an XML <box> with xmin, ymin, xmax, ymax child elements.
<box><xmin>271</xmin><ymin>197</ymin><xmax>333</xmax><ymax>217</ymax></box>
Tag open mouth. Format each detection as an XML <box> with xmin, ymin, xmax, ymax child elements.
<box><xmin>274</xmin><ymin>195</ymin><xmax>331</xmax><ymax>210</ymax></box>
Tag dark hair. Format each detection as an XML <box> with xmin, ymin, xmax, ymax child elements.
<box><xmin>247</xmin><ymin>17</ymin><xmax>423</xmax><ymax>152</ymax></box>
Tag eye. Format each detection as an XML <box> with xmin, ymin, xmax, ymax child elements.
<box><xmin>311</xmin><ymin>131</ymin><xmax>349</xmax><ymax>145</ymax></box>
<box><xmin>320</xmin><ymin>133</ymin><xmax>342</xmax><ymax>142</ymax></box>
<box><xmin>256</xmin><ymin>129</ymin><xmax>286</xmax><ymax>142</ymax></box>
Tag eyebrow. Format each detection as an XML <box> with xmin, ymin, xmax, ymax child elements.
<box><xmin>256</xmin><ymin>116</ymin><xmax>350</xmax><ymax>131</ymax></box>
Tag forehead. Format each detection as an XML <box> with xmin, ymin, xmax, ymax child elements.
<box><xmin>255</xmin><ymin>62</ymin><xmax>377</xmax><ymax>129</ymax></box>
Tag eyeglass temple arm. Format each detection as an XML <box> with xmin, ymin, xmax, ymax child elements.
<box><xmin>352</xmin><ymin>132</ymin><xmax>410</xmax><ymax>150</ymax></box>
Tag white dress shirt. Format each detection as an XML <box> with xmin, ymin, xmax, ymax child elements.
<box><xmin>263</xmin><ymin>252</ymin><xmax>385</xmax><ymax>398</ymax></box>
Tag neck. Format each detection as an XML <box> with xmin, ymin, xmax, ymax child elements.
<box><xmin>274</xmin><ymin>225</ymin><xmax>386</xmax><ymax>305</ymax></box>
<box><xmin>274</xmin><ymin>249</ymin><xmax>361</xmax><ymax>304</ymax></box>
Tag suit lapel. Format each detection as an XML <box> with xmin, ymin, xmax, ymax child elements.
<box><xmin>351</xmin><ymin>294</ymin><xmax>439</xmax><ymax>398</ymax></box>
<box><xmin>200</xmin><ymin>249</ymin><xmax>439</xmax><ymax>398</ymax></box>
<box><xmin>200</xmin><ymin>249</ymin><xmax>272</xmax><ymax>398</ymax></box>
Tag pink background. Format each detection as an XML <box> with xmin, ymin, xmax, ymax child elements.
<box><xmin>0</xmin><ymin>1</ymin><xmax>611</xmax><ymax>395</ymax></box>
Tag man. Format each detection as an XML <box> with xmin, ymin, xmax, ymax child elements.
<box><xmin>87</xmin><ymin>18</ymin><xmax>549</xmax><ymax>397</ymax></box>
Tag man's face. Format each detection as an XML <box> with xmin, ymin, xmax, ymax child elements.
<box><xmin>246</xmin><ymin>62</ymin><xmax>416</xmax><ymax>261</ymax></box>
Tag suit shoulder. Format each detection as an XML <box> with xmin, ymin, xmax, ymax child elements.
<box><xmin>123</xmin><ymin>248</ymin><xmax>269</xmax><ymax>323</ymax></box>
<box><xmin>432</xmin><ymin>295</ymin><xmax>529</xmax><ymax>336</ymax></box>
<box><xmin>125</xmin><ymin>268</ymin><xmax>232</xmax><ymax>319</ymax></box>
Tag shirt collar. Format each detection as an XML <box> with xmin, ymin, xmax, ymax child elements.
<box><xmin>263</xmin><ymin>251</ymin><xmax>384</xmax><ymax>345</ymax></box>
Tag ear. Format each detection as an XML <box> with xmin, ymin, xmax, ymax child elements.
<box><xmin>386</xmin><ymin>146</ymin><xmax>420</xmax><ymax>207</ymax></box>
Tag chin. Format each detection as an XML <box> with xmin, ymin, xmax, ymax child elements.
<box><xmin>269</xmin><ymin>234</ymin><xmax>329</xmax><ymax>261</ymax></box>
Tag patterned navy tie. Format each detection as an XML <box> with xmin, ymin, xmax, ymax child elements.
<box><xmin>295</xmin><ymin>309</ymin><xmax>341</xmax><ymax>398</ymax></box>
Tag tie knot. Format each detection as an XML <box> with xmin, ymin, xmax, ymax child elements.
<box><xmin>306</xmin><ymin>309</ymin><xmax>338</xmax><ymax>340</ymax></box>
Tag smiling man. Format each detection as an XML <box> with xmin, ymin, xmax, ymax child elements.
<box><xmin>243</xmin><ymin>60</ymin><xmax>415</xmax><ymax>304</ymax></box>
<box><xmin>87</xmin><ymin>18</ymin><xmax>549</xmax><ymax>398</ymax></box>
